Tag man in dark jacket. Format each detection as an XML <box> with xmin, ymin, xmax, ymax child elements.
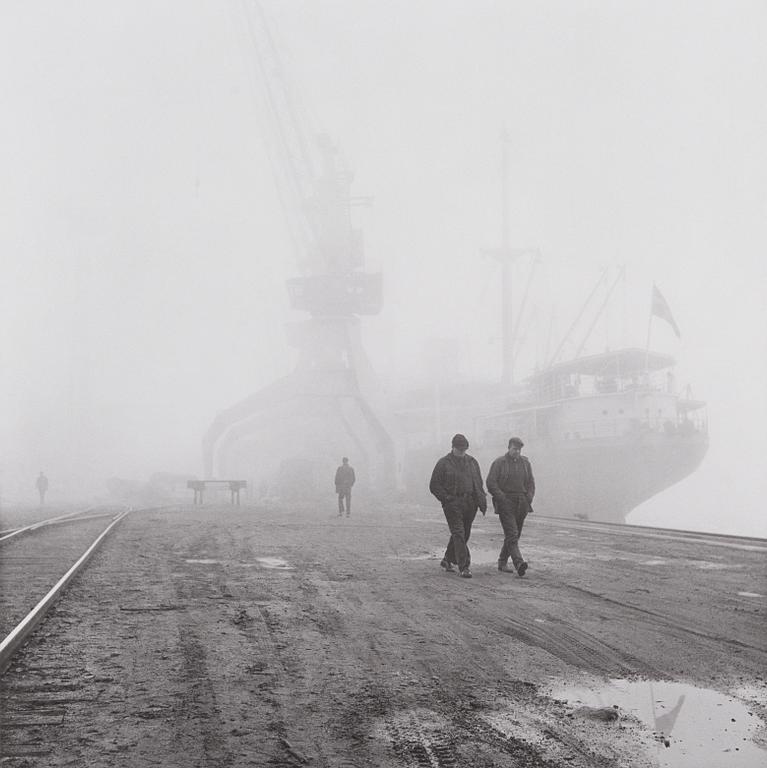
<box><xmin>429</xmin><ymin>433</ymin><xmax>487</xmax><ymax>579</ymax></box>
<box><xmin>334</xmin><ymin>457</ymin><xmax>355</xmax><ymax>517</ymax></box>
<box><xmin>486</xmin><ymin>437</ymin><xmax>535</xmax><ymax>577</ymax></box>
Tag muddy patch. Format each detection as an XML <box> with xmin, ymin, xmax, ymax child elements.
<box><xmin>547</xmin><ymin>677</ymin><xmax>767</xmax><ymax>766</ymax></box>
<box><xmin>255</xmin><ymin>556</ymin><xmax>293</xmax><ymax>570</ymax></box>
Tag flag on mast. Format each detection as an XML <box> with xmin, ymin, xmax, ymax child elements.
<box><xmin>651</xmin><ymin>284</ymin><xmax>681</xmax><ymax>338</ymax></box>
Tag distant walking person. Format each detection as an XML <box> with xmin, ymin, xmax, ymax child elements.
<box><xmin>486</xmin><ymin>437</ymin><xmax>535</xmax><ymax>577</ymax></box>
<box><xmin>335</xmin><ymin>457</ymin><xmax>355</xmax><ymax>517</ymax></box>
<box><xmin>429</xmin><ymin>434</ymin><xmax>487</xmax><ymax>579</ymax></box>
<box><xmin>36</xmin><ymin>471</ymin><xmax>49</xmax><ymax>505</ymax></box>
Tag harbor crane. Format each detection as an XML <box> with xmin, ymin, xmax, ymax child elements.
<box><xmin>202</xmin><ymin>1</ymin><xmax>395</xmax><ymax>496</ymax></box>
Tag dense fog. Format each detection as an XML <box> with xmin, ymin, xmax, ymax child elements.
<box><xmin>1</xmin><ymin>1</ymin><xmax>765</xmax><ymax>536</ymax></box>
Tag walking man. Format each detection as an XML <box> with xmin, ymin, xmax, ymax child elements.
<box><xmin>486</xmin><ymin>437</ymin><xmax>535</xmax><ymax>577</ymax></box>
<box><xmin>429</xmin><ymin>434</ymin><xmax>487</xmax><ymax>579</ymax></box>
<box><xmin>334</xmin><ymin>457</ymin><xmax>355</xmax><ymax>517</ymax></box>
<box><xmin>36</xmin><ymin>471</ymin><xmax>49</xmax><ymax>505</ymax></box>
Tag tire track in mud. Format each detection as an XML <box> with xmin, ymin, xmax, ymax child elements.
<box><xmin>273</xmin><ymin>561</ymin><xmax>631</xmax><ymax>767</ymax></box>
<box><xmin>172</xmin><ymin>530</ymin><xmax>305</xmax><ymax>767</ymax></box>
<box><xmin>375</xmin><ymin>701</ymin><xmax>648</xmax><ymax>768</ymax></box>
<box><xmin>489</xmin><ymin>613</ymin><xmax>661</xmax><ymax>677</ymax></box>
<box><xmin>171</xmin><ymin>625</ymin><xmax>235</xmax><ymax>767</ymax></box>
<box><xmin>416</xmin><ymin>573</ymin><xmax>664</xmax><ymax>680</ymax></box>
<box><xmin>562</xmin><ymin>583</ymin><xmax>767</xmax><ymax>654</ymax></box>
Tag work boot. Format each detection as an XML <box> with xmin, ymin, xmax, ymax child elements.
<box><xmin>517</xmin><ymin>561</ymin><xmax>529</xmax><ymax>578</ymax></box>
<box><xmin>459</xmin><ymin>568</ymin><xmax>473</xmax><ymax>579</ymax></box>
<box><xmin>498</xmin><ymin>560</ymin><xmax>514</xmax><ymax>573</ymax></box>
<box><xmin>440</xmin><ymin>559</ymin><xmax>456</xmax><ymax>573</ymax></box>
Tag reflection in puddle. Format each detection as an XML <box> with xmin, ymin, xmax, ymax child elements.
<box><xmin>256</xmin><ymin>556</ymin><xmax>293</xmax><ymax>570</ymax></box>
<box><xmin>185</xmin><ymin>558</ymin><xmax>219</xmax><ymax>564</ymax></box>
<box><xmin>547</xmin><ymin>678</ymin><xmax>766</xmax><ymax>766</ymax></box>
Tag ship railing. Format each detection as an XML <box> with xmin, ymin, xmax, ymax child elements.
<box><xmin>476</xmin><ymin>413</ymin><xmax>707</xmax><ymax>443</ymax></box>
<box><xmin>562</xmin><ymin>414</ymin><xmax>707</xmax><ymax>440</ymax></box>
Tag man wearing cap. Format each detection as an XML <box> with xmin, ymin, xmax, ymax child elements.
<box><xmin>429</xmin><ymin>434</ymin><xmax>488</xmax><ymax>579</ymax></box>
<box><xmin>486</xmin><ymin>437</ymin><xmax>535</xmax><ymax>577</ymax></box>
<box><xmin>334</xmin><ymin>457</ymin><xmax>355</xmax><ymax>517</ymax></box>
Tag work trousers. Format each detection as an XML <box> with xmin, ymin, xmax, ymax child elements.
<box><xmin>337</xmin><ymin>489</ymin><xmax>352</xmax><ymax>516</ymax></box>
<box><xmin>497</xmin><ymin>494</ymin><xmax>529</xmax><ymax>569</ymax></box>
<box><xmin>442</xmin><ymin>496</ymin><xmax>478</xmax><ymax>571</ymax></box>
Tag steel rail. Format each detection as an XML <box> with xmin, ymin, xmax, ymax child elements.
<box><xmin>532</xmin><ymin>514</ymin><xmax>767</xmax><ymax>550</ymax></box>
<box><xmin>0</xmin><ymin>506</ymin><xmax>124</xmax><ymax>545</ymax></box>
<box><xmin>0</xmin><ymin>510</ymin><xmax>130</xmax><ymax>675</ymax></box>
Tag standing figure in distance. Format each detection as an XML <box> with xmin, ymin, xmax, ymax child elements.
<box><xmin>36</xmin><ymin>471</ymin><xmax>49</xmax><ymax>505</ymax></box>
<box><xmin>429</xmin><ymin>433</ymin><xmax>487</xmax><ymax>579</ymax></box>
<box><xmin>335</xmin><ymin>457</ymin><xmax>355</xmax><ymax>517</ymax></box>
<box><xmin>486</xmin><ymin>437</ymin><xmax>535</xmax><ymax>577</ymax></box>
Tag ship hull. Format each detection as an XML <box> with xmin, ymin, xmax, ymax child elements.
<box><xmin>404</xmin><ymin>430</ymin><xmax>709</xmax><ymax>524</ymax></box>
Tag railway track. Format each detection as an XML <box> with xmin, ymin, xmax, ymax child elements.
<box><xmin>0</xmin><ymin>506</ymin><xmax>130</xmax><ymax>675</ymax></box>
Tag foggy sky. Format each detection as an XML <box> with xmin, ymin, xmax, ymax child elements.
<box><xmin>1</xmin><ymin>1</ymin><xmax>765</xmax><ymax>535</ymax></box>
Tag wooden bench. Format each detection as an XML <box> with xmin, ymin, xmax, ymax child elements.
<box><xmin>186</xmin><ymin>480</ymin><xmax>247</xmax><ymax>505</ymax></box>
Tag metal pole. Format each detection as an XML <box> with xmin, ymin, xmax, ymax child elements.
<box><xmin>500</xmin><ymin>128</ymin><xmax>513</xmax><ymax>386</ymax></box>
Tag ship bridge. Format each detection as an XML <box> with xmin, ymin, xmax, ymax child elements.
<box><xmin>475</xmin><ymin>346</ymin><xmax>707</xmax><ymax>448</ymax></box>
<box><xmin>529</xmin><ymin>348</ymin><xmax>677</xmax><ymax>403</ymax></box>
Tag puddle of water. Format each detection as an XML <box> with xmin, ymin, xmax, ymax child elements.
<box><xmin>185</xmin><ymin>558</ymin><xmax>219</xmax><ymax>565</ymax></box>
<box><xmin>737</xmin><ymin>592</ymin><xmax>764</xmax><ymax>598</ymax></box>
<box><xmin>641</xmin><ymin>559</ymin><xmax>666</xmax><ymax>566</ymax></box>
<box><xmin>547</xmin><ymin>678</ymin><xmax>767</xmax><ymax>767</ymax></box>
<box><xmin>255</xmin><ymin>556</ymin><xmax>293</xmax><ymax>570</ymax></box>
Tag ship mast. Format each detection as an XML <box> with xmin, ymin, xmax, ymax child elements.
<box><xmin>499</xmin><ymin>128</ymin><xmax>513</xmax><ymax>386</ymax></box>
<box><xmin>483</xmin><ymin>128</ymin><xmax>538</xmax><ymax>387</ymax></box>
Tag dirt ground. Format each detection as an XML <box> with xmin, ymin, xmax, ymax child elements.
<box><xmin>1</xmin><ymin>502</ymin><xmax>765</xmax><ymax>767</ymax></box>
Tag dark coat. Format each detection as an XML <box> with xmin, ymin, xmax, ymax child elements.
<box><xmin>486</xmin><ymin>453</ymin><xmax>535</xmax><ymax>513</ymax></box>
<box><xmin>335</xmin><ymin>464</ymin><xmax>355</xmax><ymax>491</ymax></box>
<box><xmin>429</xmin><ymin>453</ymin><xmax>488</xmax><ymax>513</ymax></box>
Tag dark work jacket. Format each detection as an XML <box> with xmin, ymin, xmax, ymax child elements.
<box><xmin>486</xmin><ymin>454</ymin><xmax>535</xmax><ymax>514</ymax></box>
<box><xmin>429</xmin><ymin>453</ymin><xmax>488</xmax><ymax>513</ymax></box>
<box><xmin>335</xmin><ymin>465</ymin><xmax>355</xmax><ymax>491</ymax></box>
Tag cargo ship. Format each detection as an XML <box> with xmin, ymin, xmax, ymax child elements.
<box><xmin>390</xmin><ymin>346</ymin><xmax>708</xmax><ymax>524</ymax></box>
